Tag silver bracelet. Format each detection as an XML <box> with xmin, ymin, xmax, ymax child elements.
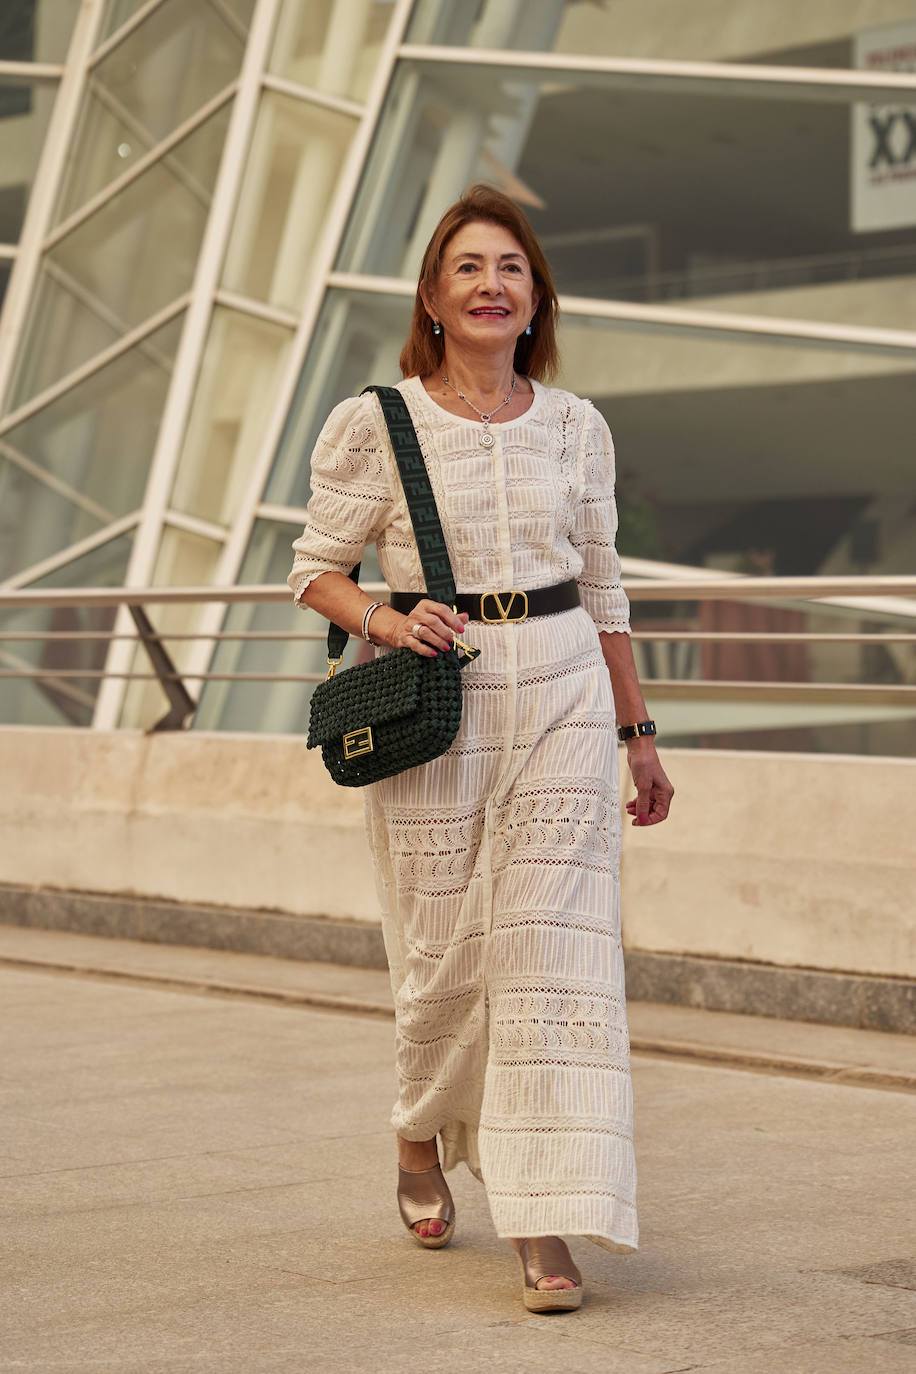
<box><xmin>361</xmin><ymin>601</ymin><xmax>384</xmax><ymax>642</ymax></box>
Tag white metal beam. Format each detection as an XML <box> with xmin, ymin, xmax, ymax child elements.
<box><xmin>163</xmin><ymin>510</ymin><xmax>229</xmax><ymax>542</ymax></box>
<box><xmin>92</xmin><ymin>0</ymin><xmax>287</xmax><ymax>729</ymax></box>
<box><xmin>325</xmin><ymin>270</ymin><xmax>916</xmax><ymax>357</ymax></box>
<box><xmin>0</xmin><ymin>61</ymin><xmax>62</xmax><ymax>81</ymax></box>
<box><xmin>397</xmin><ymin>43</ymin><xmax>916</xmax><ymax>104</ymax></box>
<box><xmin>214</xmin><ymin>288</ymin><xmax>299</xmax><ymax>330</ymax></box>
<box><xmin>255</xmin><ymin>501</ymin><xmax>309</xmax><ymax>525</ymax></box>
<box><xmin>261</xmin><ymin>71</ymin><xmax>365</xmax><ymax>119</ymax></box>
<box><xmin>0</xmin><ymin>512</ymin><xmax>140</xmax><ymax>589</ymax></box>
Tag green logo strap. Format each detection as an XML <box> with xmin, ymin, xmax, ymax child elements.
<box><xmin>324</xmin><ymin>386</ymin><xmax>456</xmax><ymax>661</ymax></box>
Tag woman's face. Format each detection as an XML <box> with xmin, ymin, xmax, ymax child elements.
<box><xmin>423</xmin><ymin>220</ymin><xmax>540</xmax><ymax>361</ymax></box>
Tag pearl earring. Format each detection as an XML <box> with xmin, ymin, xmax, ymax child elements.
<box><xmin>432</xmin><ymin>320</ymin><xmax>442</xmax><ymax>336</ymax></box>
<box><xmin>525</xmin><ymin>323</ymin><xmax>533</xmax><ymax>336</ymax></box>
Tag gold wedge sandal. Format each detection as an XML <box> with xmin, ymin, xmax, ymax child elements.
<box><xmin>397</xmin><ymin>1163</ymin><xmax>455</xmax><ymax>1249</ymax></box>
<box><xmin>517</xmin><ymin>1237</ymin><xmax>583</xmax><ymax>1313</ymax></box>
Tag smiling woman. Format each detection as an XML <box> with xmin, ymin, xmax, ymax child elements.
<box><xmin>416</xmin><ymin>224</ymin><xmax>540</xmax><ymax>442</ymax></box>
<box><xmin>400</xmin><ymin>183</ymin><xmax>560</xmax><ymax>385</ymax></box>
<box><xmin>287</xmin><ymin>184</ymin><xmax>674</xmax><ymax>1315</ymax></box>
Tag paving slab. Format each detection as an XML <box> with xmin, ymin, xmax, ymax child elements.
<box><xmin>2</xmin><ymin>959</ymin><xmax>916</xmax><ymax>1372</ymax></box>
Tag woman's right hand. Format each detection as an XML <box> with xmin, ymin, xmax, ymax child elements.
<box><xmin>388</xmin><ymin>600</ymin><xmax>470</xmax><ymax>657</ymax></box>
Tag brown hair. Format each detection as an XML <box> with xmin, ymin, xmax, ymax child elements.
<box><xmin>398</xmin><ymin>184</ymin><xmax>560</xmax><ymax>382</ymax></box>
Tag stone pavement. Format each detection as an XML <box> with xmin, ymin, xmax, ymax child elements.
<box><xmin>2</xmin><ymin>928</ymin><xmax>915</xmax><ymax>1374</ymax></box>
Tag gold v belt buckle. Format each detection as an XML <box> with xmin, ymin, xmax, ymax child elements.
<box><xmin>479</xmin><ymin>590</ymin><xmax>529</xmax><ymax>623</ymax></box>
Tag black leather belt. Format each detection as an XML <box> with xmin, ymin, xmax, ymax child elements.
<box><xmin>389</xmin><ymin>579</ymin><xmax>580</xmax><ymax>623</ymax></box>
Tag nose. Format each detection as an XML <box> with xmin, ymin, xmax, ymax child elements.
<box><xmin>479</xmin><ymin>262</ymin><xmax>502</xmax><ymax>294</ymax></box>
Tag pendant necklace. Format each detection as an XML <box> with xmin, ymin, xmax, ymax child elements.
<box><xmin>441</xmin><ymin>372</ymin><xmax>516</xmax><ymax>449</ymax></box>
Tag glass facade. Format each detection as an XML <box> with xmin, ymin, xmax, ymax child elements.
<box><xmin>268</xmin><ymin>0</ymin><xmax>395</xmax><ymax>102</ymax></box>
<box><xmin>55</xmin><ymin>0</ymin><xmax>244</xmax><ymax>223</ymax></box>
<box><xmin>0</xmin><ymin>0</ymin><xmax>913</xmax><ymax>754</ymax></box>
<box><xmin>0</xmin><ymin>309</ymin><xmax>185</xmax><ymax>574</ymax></box>
<box><xmin>0</xmin><ymin>529</ymin><xmax>132</xmax><ymax>728</ymax></box>
<box><xmin>0</xmin><ymin>77</ymin><xmax>57</xmax><ymax>244</ymax></box>
<box><xmin>170</xmin><ymin>306</ymin><xmax>294</xmax><ymax>525</ymax></box>
<box><xmin>13</xmin><ymin>104</ymin><xmax>229</xmax><ymax>403</ymax></box>
<box><xmin>222</xmin><ymin>90</ymin><xmax>360</xmax><ymax>310</ymax></box>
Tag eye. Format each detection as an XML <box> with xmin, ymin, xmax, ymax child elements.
<box><xmin>504</xmin><ymin>262</ymin><xmax>523</xmax><ymax>273</ymax></box>
<box><xmin>456</xmin><ymin>262</ymin><xmax>476</xmax><ymax>273</ymax></box>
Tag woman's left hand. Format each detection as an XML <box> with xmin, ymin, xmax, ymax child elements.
<box><xmin>624</xmin><ymin>743</ymin><xmax>674</xmax><ymax>827</ymax></box>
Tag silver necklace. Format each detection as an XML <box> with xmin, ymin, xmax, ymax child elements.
<box><xmin>440</xmin><ymin>372</ymin><xmax>516</xmax><ymax>449</ymax></box>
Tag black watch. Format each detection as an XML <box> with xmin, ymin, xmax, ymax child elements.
<box><xmin>617</xmin><ymin>720</ymin><xmax>657</xmax><ymax>743</ymax></box>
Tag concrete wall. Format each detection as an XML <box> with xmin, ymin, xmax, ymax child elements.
<box><xmin>0</xmin><ymin>726</ymin><xmax>380</xmax><ymax>926</ymax></box>
<box><xmin>623</xmin><ymin>749</ymin><xmax>915</xmax><ymax>978</ymax></box>
<box><xmin>1</xmin><ymin>726</ymin><xmax>913</xmax><ymax>980</ymax></box>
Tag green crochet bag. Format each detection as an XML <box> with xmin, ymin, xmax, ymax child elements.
<box><xmin>306</xmin><ymin>386</ymin><xmax>478</xmax><ymax>788</ymax></box>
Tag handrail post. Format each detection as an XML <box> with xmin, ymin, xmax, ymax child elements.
<box><xmin>128</xmin><ymin>605</ymin><xmax>196</xmax><ymax>732</ymax></box>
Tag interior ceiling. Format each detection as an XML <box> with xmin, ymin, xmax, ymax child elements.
<box><xmin>511</xmin><ymin>79</ymin><xmax>916</xmax><ymax>516</ymax></box>
<box><xmin>595</xmin><ymin>369</ymin><xmax>916</xmax><ymax>504</ymax></box>
<box><xmin>518</xmin><ymin>84</ymin><xmax>916</xmax><ymax>270</ymax></box>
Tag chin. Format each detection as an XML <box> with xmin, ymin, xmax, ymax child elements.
<box><xmin>465</xmin><ymin>320</ymin><xmax>516</xmax><ymax>335</ymax></box>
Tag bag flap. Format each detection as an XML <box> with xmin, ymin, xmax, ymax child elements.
<box><xmin>307</xmin><ymin>649</ymin><xmax>424</xmax><ymax>746</ymax></box>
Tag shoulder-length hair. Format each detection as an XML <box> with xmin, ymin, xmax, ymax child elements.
<box><xmin>399</xmin><ymin>184</ymin><xmax>560</xmax><ymax>382</ymax></box>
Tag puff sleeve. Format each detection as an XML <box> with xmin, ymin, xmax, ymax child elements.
<box><xmin>571</xmin><ymin>403</ymin><xmax>631</xmax><ymax>634</ymax></box>
<box><xmin>287</xmin><ymin>395</ymin><xmax>394</xmax><ymax>606</ymax></box>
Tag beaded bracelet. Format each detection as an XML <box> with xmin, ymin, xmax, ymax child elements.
<box><xmin>361</xmin><ymin>601</ymin><xmax>384</xmax><ymax>643</ymax></box>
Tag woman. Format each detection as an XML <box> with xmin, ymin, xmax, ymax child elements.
<box><xmin>288</xmin><ymin>185</ymin><xmax>673</xmax><ymax>1313</ymax></box>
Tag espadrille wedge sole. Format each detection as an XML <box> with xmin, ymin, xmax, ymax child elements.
<box><xmin>517</xmin><ymin>1237</ymin><xmax>583</xmax><ymax>1313</ymax></box>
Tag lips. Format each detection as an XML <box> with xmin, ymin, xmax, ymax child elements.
<box><xmin>470</xmin><ymin>308</ymin><xmax>509</xmax><ymax>316</ymax></box>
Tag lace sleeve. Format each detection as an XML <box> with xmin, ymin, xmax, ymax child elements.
<box><xmin>571</xmin><ymin>403</ymin><xmax>630</xmax><ymax>635</ymax></box>
<box><xmin>287</xmin><ymin>394</ymin><xmax>394</xmax><ymax>606</ymax></box>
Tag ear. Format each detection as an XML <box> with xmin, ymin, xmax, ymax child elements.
<box><xmin>419</xmin><ymin>284</ymin><xmax>438</xmax><ymax>323</ymax></box>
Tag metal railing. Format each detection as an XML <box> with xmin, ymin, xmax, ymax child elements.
<box><xmin>0</xmin><ymin>576</ymin><xmax>914</xmax><ymax>732</ymax></box>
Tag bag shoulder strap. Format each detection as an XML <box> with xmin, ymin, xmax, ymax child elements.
<box><xmin>324</xmin><ymin>384</ymin><xmax>455</xmax><ymax>662</ymax></box>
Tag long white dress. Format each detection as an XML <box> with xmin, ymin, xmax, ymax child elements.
<box><xmin>289</xmin><ymin>375</ymin><xmax>637</xmax><ymax>1254</ymax></box>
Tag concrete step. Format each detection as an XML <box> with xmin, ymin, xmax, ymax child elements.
<box><xmin>5</xmin><ymin>883</ymin><xmax>914</xmax><ymax>1034</ymax></box>
<box><xmin>3</xmin><ymin>924</ymin><xmax>914</xmax><ymax>1094</ymax></box>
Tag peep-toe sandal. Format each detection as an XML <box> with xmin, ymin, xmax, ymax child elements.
<box><xmin>397</xmin><ymin>1163</ymin><xmax>455</xmax><ymax>1249</ymax></box>
<box><xmin>517</xmin><ymin>1237</ymin><xmax>583</xmax><ymax>1312</ymax></box>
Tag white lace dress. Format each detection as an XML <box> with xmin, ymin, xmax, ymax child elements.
<box><xmin>289</xmin><ymin>375</ymin><xmax>637</xmax><ymax>1254</ymax></box>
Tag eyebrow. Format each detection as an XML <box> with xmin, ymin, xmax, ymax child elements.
<box><xmin>450</xmin><ymin>251</ymin><xmax>526</xmax><ymax>262</ymax></box>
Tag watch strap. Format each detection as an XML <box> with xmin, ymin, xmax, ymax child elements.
<box><xmin>617</xmin><ymin>720</ymin><xmax>657</xmax><ymax>742</ymax></box>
